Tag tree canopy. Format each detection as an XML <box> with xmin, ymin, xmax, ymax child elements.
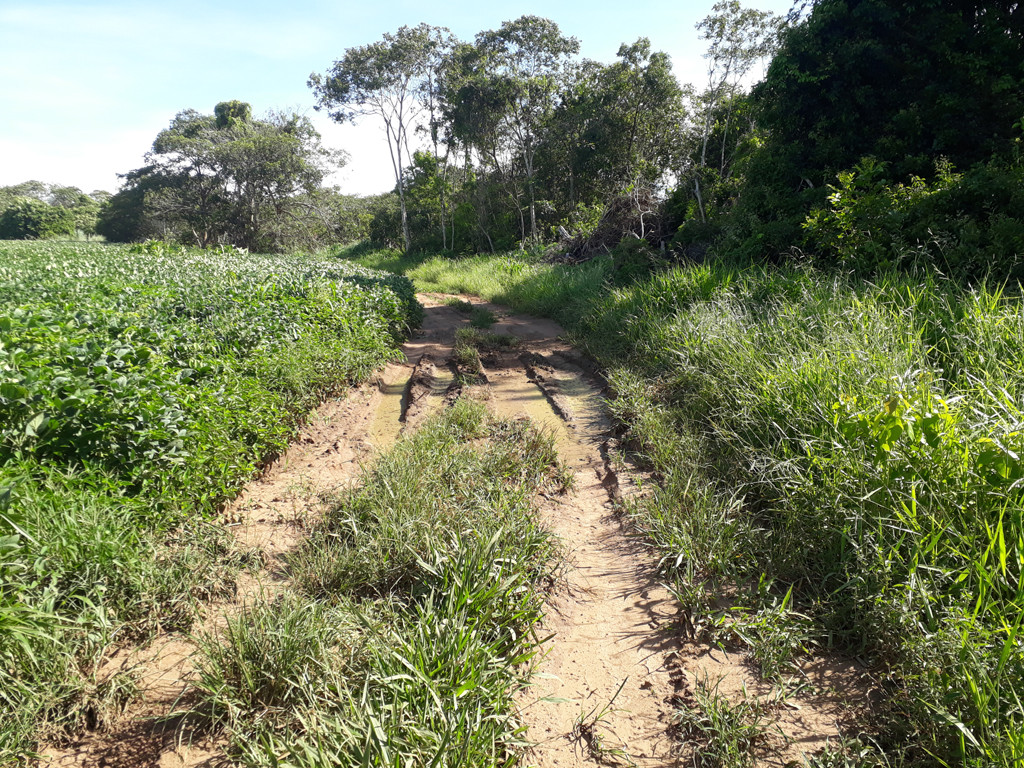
<box><xmin>98</xmin><ymin>102</ymin><xmax>342</xmax><ymax>250</ymax></box>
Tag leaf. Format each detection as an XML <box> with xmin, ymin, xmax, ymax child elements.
<box><xmin>0</xmin><ymin>382</ymin><xmax>29</xmax><ymax>401</ymax></box>
<box><xmin>24</xmin><ymin>412</ymin><xmax>48</xmax><ymax>438</ymax></box>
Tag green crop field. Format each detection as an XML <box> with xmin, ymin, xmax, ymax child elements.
<box><xmin>0</xmin><ymin>240</ymin><xmax>419</xmax><ymax>759</ymax></box>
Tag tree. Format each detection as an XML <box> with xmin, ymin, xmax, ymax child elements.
<box><xmin>49</xmin><ymin>186</ymin><xmax>102</xmax><ymax>238</ymax></box>
<box><xmin>689</xmin><ymin>1</ymin><xmax>782</xmax><ymax>223</ymax></box>
<box><xmin>754</xmin><ymin>0</ymin><xmax>1024</xmax><ymax>184</ymax></box>
<box><xmin>104</xmin><ymin>102</ymin><xmax>341</xmax><ymax>249</ymax></box>
<box><xmin>0</xmin><ymin>198</ymin><xmax>75</xmax><ymax>240</ymax></box>
<box><xmin>702</xmin><ymin>0</ymin><xmax>1024</xmax><ymax>258</ymax></box>
<box><xmin>467</xmin><ymin>16</ymin><xmax>580</xmax><ymax>242</ymax></box>
<box><xmin>542</xmin><ymin>39</ymin><xmax>686</xmax><ymax>214</ymax></box>
<box><xmin>310</xmin><ymin>24</ymin><xmax>453</xmax><ymax>252</ymax></box>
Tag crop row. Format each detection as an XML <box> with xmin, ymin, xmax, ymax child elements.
<box><xmin>0</xmin><ymin>240</ymin><xmax>420</xmax><ymax>761</ymax></box>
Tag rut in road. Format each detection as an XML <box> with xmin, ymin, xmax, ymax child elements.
<box><xmin>42</xmin><ymin>294</ymin><xmax>865</xmax><ymax>768</ymax></box>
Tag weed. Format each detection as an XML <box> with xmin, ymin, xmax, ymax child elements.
<box><xmin>676</xmin><ymin>676</ymin><xmax>780</xmax><ymax>768</ymax></box>
<box><xmin>572</xmin><ymin>679</ymin><xmax>635</xmax><ymax>766</ymax></box>
<box><xmin>455</xmin><ymin>327</ymin><xmax>520</xmax><ymax>352</ymax></box>
<box><xmin>191</xmin><ymin>403</ymin><xmax>563</xmax><ymax>767</ymax></box>
<box><xmin>469</xmin><ymin>307</ymin><xmax>497</xmax><ymax>328</ymax></box>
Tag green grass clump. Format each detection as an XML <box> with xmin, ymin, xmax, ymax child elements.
<box><xmin>192</xmin><ymin>399</ymin><xmax>565</xmax><ymax>767</ymax></box>
<box><xmin>337</xmin><ymin>243</ymin><xmax>1024</xmax><ymax>767</ymax></box>
<box><xmin>469</xmin><ymin>307</ymin><xmax>497</xmax><ymax>328</ymax></box>
<box><xmin>443</xmin><ymin>297</ymin><xmax>475</xmax><ymax>313</ymax></box>
<box><xmin>676</xmin><ymin>677</ymin><xmax>777</xmax><ymax>768</ymax></box>
<box><xmin>594</xmin><ymin>268</ymin><xmax>1024</xmax><ymax>766</ymax></box>
<box><xmin>0</xmin><ymin>240</ymin><xmax>419</xmax><ymax>762</ymax></box>
<box><xmin>452</xmin><ymin>328</ymin><xmax>520</xmax><ymax>380</ymax></box>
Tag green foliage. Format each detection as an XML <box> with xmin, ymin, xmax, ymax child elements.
<box><xmin>0</xmin><ymin>241</ymin><xmax>419</xmax><ymax>760</ymax></box>
<box><xmin>341</xmin><ymin>245</ymin><xmax>1024</xmax><ymax>765</ymax></box>
<box><xmin>193</xmin><ymin>401</ymin><xmax>563</xmax><ymax>766</ymax></box>
<box><xmin>0</xmin><ymin>182</ymin><xmax>108</xmax><ymax>241</ymax></box>
<box><xmin>468</xmin><ymin>307</ymin><xmax>496</xmax><ymax>328</ymax></box>
<box><xmin>0</xmin><ymin>198</ymin><xmax>75</xmax><ymax>240</ymax></box>
<box><xmin>804</xmin><ymin>157</ymin><xmax>1024</xmax><ymax>279</ymax></box>
<box><xmin>755</xmin><ymin>0</ymin><xmax>1024</xmax><ymax>186</ymax></box>
<box><xmin>676</xmin><ymin>676</ymin><xmax>776</xmax><ymax>768</ymax></box>
<box><xmin>102</xmin><ymin>103</ymin><xmax>342</xmax><ymax>251</ymax></box>
<box><xmin>710</xmin><ymin>0</ymin><xmax>1024</xmax><ymax>263</ymax></box>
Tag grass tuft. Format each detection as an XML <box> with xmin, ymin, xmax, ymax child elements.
<box><xmin>192</xmin><ymin>401</ymin><xmax>565</xmax><ymax>766</ymax></box>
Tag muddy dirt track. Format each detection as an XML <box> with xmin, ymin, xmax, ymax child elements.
<box><xmin>42</xmin><ymin>295</ymin><xmax>867</xmax><ymax>768</ymax></box>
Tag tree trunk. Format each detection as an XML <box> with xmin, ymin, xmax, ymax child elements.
<box><xmin>398</xmin><ymin>184</ymin><xmax>411</xmax><ymax>253</ymax></box>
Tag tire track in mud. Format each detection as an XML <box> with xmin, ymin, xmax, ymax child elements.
<box><xmin>41</xmin><ymin>294</ymin><xmax>866</xmax><ymax>768</ymax></box>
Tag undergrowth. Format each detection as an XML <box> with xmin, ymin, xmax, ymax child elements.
<box><xmin>337</xmin><ymin>241</ymin><xmax>1024</xmax><ymax>767</ymax></box>
<box><xmin>191</xmin><ymin>398</ymin><xmax>566</xmax><ymax>766</ymax></box>
<box><xmin>0</xmin><ymin>240</ymin><xmax>418</xmax><ymax>762</ymax></box>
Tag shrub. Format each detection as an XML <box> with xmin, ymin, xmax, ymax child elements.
<box><xmin>0</xmin><ymin>198</ymin><xmax>75</xmax><ymax>240</ymax></box>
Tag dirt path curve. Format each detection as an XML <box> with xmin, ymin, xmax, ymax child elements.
<box><xmin>41</xmin><ymin>294</ymin><xmax>863</xmax><ymax>768</ymax></box>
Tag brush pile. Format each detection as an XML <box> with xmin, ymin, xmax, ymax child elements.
<box><xmin>551</xmin><ymin>187</ymin><xmax>667</xmax><ymax>263</ymax></box>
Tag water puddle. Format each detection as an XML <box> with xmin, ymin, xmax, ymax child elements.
<box><xmin>368</xmin><ymin>365</ymin><xmax>410</xmax><ymax>450</ymax></box>
<box><xmin>487</xmin><ymin>372</ymin><xmax>591</xmax><ymax>465</ymax></box>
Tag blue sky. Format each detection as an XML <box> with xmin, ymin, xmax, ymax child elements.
<box><xmin>0</xmin><ymin>0</ymin><xmax>793</xmax><ymax>196</ymax></box>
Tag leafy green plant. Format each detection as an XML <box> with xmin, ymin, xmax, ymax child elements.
<box><xmin>0</xmin><ymin>240</ymin><xmax>419</xmax><ymax>759</ymax></box>
<box><xmin>469</xmin><ymin>307</ymin><xmax>497</xmax><ymax>328</ymax></box>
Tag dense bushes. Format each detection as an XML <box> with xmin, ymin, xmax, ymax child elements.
<box><xmin>0</xmin><ymin>198</ymin><xmax>76</xmax><ymax>240</ymax></box>
<box><xmin>802</xmin><ymin>158</ymin><xmax>1024</xmax><ymax>279</ymax></box>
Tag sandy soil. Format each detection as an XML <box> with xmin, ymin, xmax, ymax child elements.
<box><xmin>40</xmin><ymin>294</ymin><xmax>871</xmax><ymax>768</ymax></box>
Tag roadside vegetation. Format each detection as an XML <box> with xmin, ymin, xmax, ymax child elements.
<box><xmin>338</xmin><ymin>247</ymin><xmax>1024</xmax><ymax>766</ymax></box>
<box><xmin>190</xmin><ymin>398</ymin><xmax>567</xmax><ymax>767</ymax></box>
<box><xmin>325</xmin><ymin>4</ymin><xmax>1024</xmax><ymax>763</ymax></box>
<box><xmin>3</xmin><ymin>0</ymin><xmax>1021</xmax><ymax>764</ymax></box>
<box><xmin>0</xmin><ymin>240</ymin><xmax>418</xmax><ymax>762</ymax></box>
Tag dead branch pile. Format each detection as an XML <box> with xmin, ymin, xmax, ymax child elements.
<box><xmin>549</xmin><ymin>187</ymin><xmax>667</xmax><ymax>264</ymax></box>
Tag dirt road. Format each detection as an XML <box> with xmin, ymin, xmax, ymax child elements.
<box><xmin>43</xmin><ymin>295</ymin><xmax>864</xmax><ymax>768</ymax></box>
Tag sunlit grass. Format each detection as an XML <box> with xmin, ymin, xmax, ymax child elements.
<box><xmin>192</xmin><ymin>399</ymin><xmax>566</xmax><ymax>767</ymax></box>
<box><xmin>338</xmin><ymin>242</ymin><xmax>1024</xmax><ymax>766</ymax></box>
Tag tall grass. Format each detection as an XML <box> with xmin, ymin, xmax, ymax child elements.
<box><xmin>338</xmin><ymin>243</ymin><xmax>1024</xmax><ymax>767</ymax></box>
<box><xmin>191</xmin><ymin>399</ymin><xmax>567</xmax><ymax>767</ymax></box>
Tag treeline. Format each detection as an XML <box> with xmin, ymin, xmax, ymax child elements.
<box><xmin>324</xmin><ymin>0</ymin><xmax>1023</xmax><ymax>281</ymax></box>
<box><xmin>0</xmin><ymin>182</ymin><xmax>108</xmax><ymax>240</ymax></box>
<box><xmin>12</xmin><ymin>0</ymin><xmax>1020</xmax><ymax>279</ymax></box>
<box><xmin>307</xmin><ymin>10</ymin><xmax>769</xmax><ymax>254</ymax></box>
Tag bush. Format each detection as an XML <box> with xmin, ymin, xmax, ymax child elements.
<box><xmin>803</xmin><ymin>157</ymin><xmax>1024</xmax><ymax>279</ymax></box>
<box><xmin>0</xmin><ymin>198</ymin><xmax>75</xmax><ymax>240</ymax></box>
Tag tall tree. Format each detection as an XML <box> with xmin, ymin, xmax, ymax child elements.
<box><xmin>691</xmin><ymin>1</ymin><xmax>782</xmax><ymax>221</ymax></box>
<box><xmin>99</xmin><ymin>102</ymin><xmax>339</xmax><ymax>249</ymax></box>
<box><xmin>477</xmin><ymin>16</ymin><xmax>579</xmax><ymax>242</ymax></box>
<box><xmin>543</xmin><ymin>39</ymin><xmax>685</xmax><ymax>211</ymax></box>
<box><xmin>310</xmin><ymin>24</ymin><xmax>454</xmax><ymax>252</ymax></box>
<box><xmin>754</xmin><ymin>0</ymin><xmax>1024</xmax><ymax>184</ymax></box>
<box><xmin>446</xmin><ymin>16</ymin><xmax>579</xmax><ymax>243</ymax></box>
